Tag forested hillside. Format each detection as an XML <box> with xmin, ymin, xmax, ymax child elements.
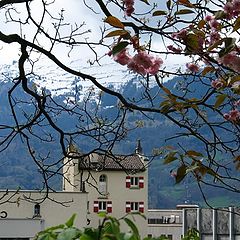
<box><xmin>0</xmin><ymin>72</ymin><xmax>239</xmax><ymax>208</ymax></box>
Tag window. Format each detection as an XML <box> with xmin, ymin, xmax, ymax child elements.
<box><xmin>126</xmin><ymin>201</ymin><xmax>144</xmax><ymax>213</ymax></box>
<box><xmin>130</xmin><ymin>177</ymin><xmax>139</xmax><ymax>186</ymax></box>
<box><xmin>99</xmin><ymin>201</ymin><xmax>107</xmax><ymax>211</ymax></box>
<box><xmin>93</xmin><ymin>201</ymin><xmax>112</xmax><ymax>213</ymax></box>
<box><xmin>99</xmin><ymin>174</ymin><xmax>107</xmax><ymax>195</ymax></box>
<box><xmin>126</xmin><ymin>176</ymin><xmax>144</xmax><ymax>188</ymax></box>
<box><xmin>33</xmin><ymin>203</ymin><xmax>41</xmax><ymax>217</ymax></box>
<box><xmin>131</xmin><ymin>202</ymin><xmax>139</xmax><ymax>212</ymax></box>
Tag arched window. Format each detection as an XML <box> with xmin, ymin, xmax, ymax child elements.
<box><xmin>99</xmin><ymin>174</ymin><xmax>107</xmax><ymax>195</ymax></box>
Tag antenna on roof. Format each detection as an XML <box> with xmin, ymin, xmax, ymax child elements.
<box><xmin>135</xmin><ymin>139</ymin><xmax>143</xmax><ymax>155</ymax></box>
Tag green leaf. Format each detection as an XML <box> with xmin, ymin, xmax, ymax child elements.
<box><xmin>214</xmin><ymin>94</ymin><xmax>227</xmax><ymax>108</ymax></box>
<box><xmin>112</xmin><ymin>41</ymin><xmax>129</xmax><ymax>55</ymax></box>
<box><xmin>219</xmin><ymin>38</ymin><xmax>236</xmax><ymax>57</ymax></box>
<box><xmin>164</xmin><ymin>152</ymin><xmax>178</xmax><ymax>164</ymax></box>
<box><xmin>152</xmin><ymin>10</ymin><xmax>167</xmax><ymax>16</ymax></box>
<box><xmin>175</xmin><ymin>9</ymin><xmax>194</xmax><ymax>15</ymax></box>
<box><xmin>124</xmin><ymin>218</ymin><xmax>140</xmax><ymax>239</ymax></box>
<box><xmin>104</xmin><ymin>16</ymin><xmax>124</xmax><ymax>29</ymax></box>
<box><xmin>57</xmin><ymin>228</ymin><xmax>81</xmax><ymax>240</ymax></box>
<box><xmin>139</xmin><ymin>0</ymin><xmax>150</xmax><ymax>5</ymax></box>
<box><xmin>166</xmin><ymin>0</ymin><xmax>171</xmax><ymax>10</ymax></box>
<box><xmin>65</xmin><ymin>214</ymin><xmax>76</xmax><ymax>228</ymax></box>
<box><xmin>184</xmin><ymin>33</ymin><xmax>199</xmax><ymax>52</ymax></box>
<box><xmin>214</xmin><ymin>10</ymin><xmax>226</xmax><ymax>19</ymax></box>
<box><xmin>175</xmin><ymin>165</ymin><xmax>186</xmax><ymax>184</ymax></box>
<box><xmin>198</xmin><ymin>19</ymin><xmax>206</xmax><ymax>29</ymax></box>
<box><xmin>186</xmin><ymin>165</ymin><xmax>199</xmax><ymax>174</ymax></box>
<box><xmin>201</xmin><ymin>66</ymin><xmax>215</xmax><ymax>76</ymax></box>
<box><xmin>177</xmin><ymin>0</ymin><xmax>194</xmax><ymax>7</ymax></box>
<box><xmin>80</xmin><ymin>234</ymin><xmax>95</xmax><ymax>240</ymax></box>
<box><xmin>105</xmin><ymin>30</ymin><xmax>130</xmax><ymax>38</ymax></box>
<box><xmin>98</xmin><ymin>212</ymin><xmax>107</xmax><ymax>218</ymax></box>
<box><xmin>233</xmin><ymin>17</ymin><xmax>240</xmax><ymax>31</ymax></box>
<box><xmin>82</xmin><ymin>228</ymin><xmax>99</xmax><ymax>240</ymax></box>
<box><xmin>186</xmin><ymin>150</ymin><xmax>203</xmax><ymax>157</ymax></box>
<box><xmin>37</xmin><ymin>232</ymin><xmax>57</xmax><ymax>240</ymax></box>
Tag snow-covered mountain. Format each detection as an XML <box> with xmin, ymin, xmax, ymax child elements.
<box><xmin>0</xmin><ymin>58</ymin><xmax>183</xmax><ymax>104</ymax></box>
<box><xmin>0</xmin><ymin>59</ymin><xmax>137</xmax><ymax>103</ymax></box>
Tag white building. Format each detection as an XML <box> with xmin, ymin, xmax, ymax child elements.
<box><xmin>0</xmin><ymin>141</ymin><xmax>149</xmax><ymax>239</ymax></box>
<box><xmin>0</xmin><ymin>190</ymin><xmax>88</xmax><ymax>239</ymax></box>
<box><xmin>148</xmin><ymin>209</ymin><xmax>182</xmax><ymax>240</ymax></box>
<box><xmin>62</xmin><ymin>140</ymin><xmax>149</xmax><ymax>237</ymax></box>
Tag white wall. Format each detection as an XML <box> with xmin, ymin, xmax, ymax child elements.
<box><xmin>0</xmin><ymin>190</ymin><xmax>88</xmax><ymax>239</ymax></box>
<box><xmin>63</xmin><ymin>155</ymin><xmax>149</xmax><ymax>237</ymax></box>
<box><xmin>148</xmin><ymin>209</ymin><xmax>182</xmax><ymax>240</ymax></box>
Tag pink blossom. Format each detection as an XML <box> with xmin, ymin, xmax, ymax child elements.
<box><xmin>224</xmin><ymin>2</ymin><xmax>234</xmax><ymax>19</ymax></box>
<box><xmin>209</xmin><ymin>19</ymin><xmax>220</xmax><ymax>30</ymax></box>
<box><xmin>171</xmin><ymin>29</ymin><xmax>187</xmax><ymax>40</ymax></box>
<box><xmin>233</xmin><ymin>0</ymin><xmax>240</xmax><ymax>15</ymax></box>
<box><xmin>205</xmin><ymin>15</ymin><xmax>214</xmax><ymax>22</ymax></box>
<box><xmin>211</xmin><ymin>79</ymin><xmax>224</xmax><ymax>89</ymax></box>
<box><xmin>234</xmin><ymin>100</ymin><xmax>240</xmax><ymax>106</ymax></box>
<box><xmin>125</xmin><ymin>6</ymin><xmax>134</xmax><ymax>16</ymax></box>
<box><xmin>127</xmin><ymin>60</ymin><xmax>147</xmax><ymax>75</ymax></box>
<box><xmin>132</xmin><ymin>51</ymin><xmax>154</xmax><ymax>69</ymax></box>
<box><xmin>186</xmin><ymin>63</ymin><xmax>199</xmax><ymax>72</ymax></box>
<box><xmin>113</xmin><ymin>48</ymin><xmax>132</xmax><ymax>65</ymax></box>
<box><xmin>148</xmin><ymin>57</ymin><xmax>163</xmax><ymax>75</ymax></box>
<box><xmin>209</xmin><ymin>31</ymin><xmax>221</xmax><ymax>45</ymax></box>
<box><xmin>223</xmin><ymin>113</ymin><xmax>231</xmax><ymax>121</ymax></box>
<box><xmin>224</xmin><ymin>109</ymin><xmax>240</xmax><ymax>122</ymax></box>
<box><xmin>123</xmin><ymin>0</ymin><xmax>135</xmax><ymax>16</ymax></box>
<box><xmin>218</xmin><ymin>52</ymin><xmax>240</xmax><ymax>73</ymax></box>
<box><xmin>223</xmin><ymin>0</ymin><xmax>240</xmax><ymax>18</ymax></box>
<box><xmin>127</xmin><ymin>51</ymin><xmax>163</xmax><ymax>75</ymax></box>
<box><xmin>167</xmin><ymin>45</ymin><xmax>182</xmax><ymax>53</ymax></box>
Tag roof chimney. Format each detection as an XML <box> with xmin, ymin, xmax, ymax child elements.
<box><xmin>135</xmin><ymin>139</ymin><xmax>143</xmax><ymax>155</ymax></box>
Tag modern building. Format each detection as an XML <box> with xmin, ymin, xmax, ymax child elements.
<box><xmin>148</xmin><ymin>205</ymin><xmax>240</xmax><ymax>240</ymax></box>
<box><xmin>148</xmin><ymin>209</ymin><xmax>182</xmax><ymax>240</ymax></box>
<box><xmin>183</xmin><ymin>206</ymin><xmax>240</xmax><ymax>240</ymax></box>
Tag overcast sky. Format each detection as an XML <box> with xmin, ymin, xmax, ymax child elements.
<box><xmin>0</xmin><ymin>0</ymin><xmax>188</xmax><ymax>69</ymax></box>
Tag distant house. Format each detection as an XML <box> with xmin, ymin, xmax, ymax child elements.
<box><xmin>62</xmin><ymin>139</ymin><xmax>149</xmax><ymax>237</ymax></box>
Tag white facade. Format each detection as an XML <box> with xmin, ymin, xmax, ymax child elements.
<box><xmin>63</xmin><ymin>150</ymin><xmax>149</xmax><ymax>237</ymax></box>
<box><xmin>0</xmin><ymin>190</ymin><xmax>88</xmax><ymax>239</ymax></box>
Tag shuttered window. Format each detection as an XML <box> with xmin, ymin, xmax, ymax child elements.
<box><xmin>93</xmin><ymin>201</ymin><xmax>112</xmax><ymax>213</ymax></box>
<box><xmin>126</xmin><ymin>176</ymin><xmax>144</xmax><ymax>188</ymax></box>
<box><xmin>125</xmin><ymin>201</ymin><xmax>144</xmax><ymax>213</ymax></box>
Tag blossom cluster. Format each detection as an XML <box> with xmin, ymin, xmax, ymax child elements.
<box><xmin>223</xmin><ymin>0</ymin><xmax>240</xmax><ymax>19</ymax></box>
<box><xmin>123</xmin><ymin>0</ymin><xmax>135</xmax><ymax>16</ymax></box>
<box><xmin>218</xmin><ymin>51</ymin><xmax>240</xmax><ymax>74</ymax></box>
<box><xmin>167</xmin><ymin>45</ymin><xmax>182</xmax><ymax>54</ymax></box>
<box><xmin>113</xmin><ymin>49</ymin><xmax>163</xmax><ymax>75</ymax></box>
<box><xmin>186</xmin><ymin>62</ymin><xmax>200</xmax><ymax>73</ymax></box>
<box><xmin>224</xmin><ymin>109</ymin><xmax>240</xmax><ymax>122</ymax></box>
